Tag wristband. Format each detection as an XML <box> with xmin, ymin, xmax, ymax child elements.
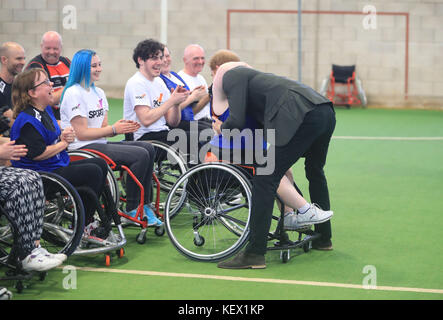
<box><xmin>111</xmin><ymin>125</ymin><xmax>117</xmax><ymax>136</ymax></box>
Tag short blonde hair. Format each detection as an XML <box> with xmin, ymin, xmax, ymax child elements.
<box><xmin>209</xmin><ymin>49</ymin><xmax>240</xmax><ymax>72</ymax></box>
<box><xmin>12</xmin><ymin>68</ymin><xmax>47</xmax><ymax>119</ymax></box>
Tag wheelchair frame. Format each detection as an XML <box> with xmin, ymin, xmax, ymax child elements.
<box><xmin>320</xmin><ymin>64</ymin><xmax>367</xmax><ymax>108</ymax></box>
<box><xmin>42</xmin><ymin>165</ymin><xmax>126</xmax><ymax>265</ymax></box>
<box><xmin>1</xmin><ymin>170</ymin><xmax>86</xmax><ymax>291</ymax></box>
<box><xmin>68</xmin><ymin>148</ymin><xmax>167</xmax><ymax>245</ymax></box>
<box><xmin>163</xmin><ymin>160</ymin><xmax>321</xmax><ymax>264</ymax></box>
<box><xmin>0</xmin><ymin>205</ymin><xmax>46</xmax><ymax>293</ymax></box>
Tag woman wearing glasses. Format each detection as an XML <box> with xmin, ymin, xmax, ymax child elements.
<box><xmin>9</xmin><ymin>68</ymin><xmax>112</xmax><ymax>239</ymax></box>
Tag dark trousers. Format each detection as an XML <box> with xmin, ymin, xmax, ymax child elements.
<box><xmin>82</xmin><ymin>141</ymin><xmax>155</xmax><ymax>212</ymax></box>
<box><xmin>54</xmin><ymin>157</ymin><xmax>109</xmax><ymax>223</ymax></box>
<box><xmin>245</xmin><ymin>104</ymin><xmax>336</xmax><ymax>255</ymax></box>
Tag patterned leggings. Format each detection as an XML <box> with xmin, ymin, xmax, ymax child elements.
<box><xmin>0</xmin><ymin>167</ymin><xmax>44</xmax><ymax>260</ymax></box>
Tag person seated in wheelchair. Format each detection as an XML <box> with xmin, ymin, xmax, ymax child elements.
<box><xmin>59</xmin><ymin>49</ymin><xmax>161</xmax><ymax>227</ymax></box>
<box><xmin>123</xmin><ymin>39</ymin><xmax>189</xmax><ymax>161</ymax></box>
<box><xmin>9</xmin><ymin>68</ymin><xmax>113</xmax><ymax>240</ymax></box>
<box><xmin>0</xmin><ymin>141</ymin><xmax>66</xmax><ymax>272</ymax></box>
<box><xmin>158</xmin><ymin>45</ymin><xmax>211</xmax><ymax>162</ymax></box>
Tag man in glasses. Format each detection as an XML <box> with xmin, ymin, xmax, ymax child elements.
<box><xmin>0</xmin><ymin>42</ymin><xmax>26</xmax><ymax>137</ymax></box>
<box><xmin>26</xmin><ymin>31</ymin><xmax>71</xmax><ymax>120</ymax></box>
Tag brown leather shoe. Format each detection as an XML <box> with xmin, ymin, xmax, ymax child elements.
<box><xmin>217</xmin><ymin>251</ymin><xmax>266</xmax><ymax>269</ymax></box>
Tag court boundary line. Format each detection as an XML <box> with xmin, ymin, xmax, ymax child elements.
<box><xmin>70</xmin><ymin>266</ymin><xmax>443</xmax><ymax>295</ymax></box>
<box><xmin>333</xmin><ymin>136</ymin><xmax>443</xmax><ymax>141</ymax></box>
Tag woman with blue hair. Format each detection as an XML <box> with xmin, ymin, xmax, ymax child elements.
<box><xmin>59</xmin><ymin>49</ymin><xmax>161</xmax><ymax>226</ymax></box>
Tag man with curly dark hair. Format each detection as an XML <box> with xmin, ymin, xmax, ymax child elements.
<box><xmin>123</xmin><ymin>39</ymin><xmax>189</xmax><ymax>144</ymax></box>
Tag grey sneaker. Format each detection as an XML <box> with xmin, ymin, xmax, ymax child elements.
<box><xmin>283</xmin><ymin>212</ymin><xmax>307</xmax><ymax>230</ymax></box>
<box><xmin>297</xmin><ymin>204</ymin><xmax>333</xmax><ymax>226</ymax></box>
<box><xmin>217</xmin><ymin>251</ymin><xmax>266</xmax><ymax>269</ymax></box>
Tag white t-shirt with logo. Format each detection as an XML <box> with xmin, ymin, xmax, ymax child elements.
<box><xmin>124</xmin><ymin>71</ymin><xmax>170</xmax><ymax>141</ymax></box>
<box><xmin>177</xmin><ymin>70</ymin><xmax>210</xmax><ymax>120</ymax></box>
<box><xmin>60</xmin><ymin>84</ymin><xmax>109</xmax><ymax>150</ymax></box>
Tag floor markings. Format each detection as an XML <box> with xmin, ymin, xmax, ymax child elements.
<box><xmin>333</xmin><ymin>136</ymin><xmax>443</xmax><ymax>141</ymax></box>
<box><xmin>70</xmin><ymin>266</ymin><xmax>443</xmax><ymax>295</ymax></box>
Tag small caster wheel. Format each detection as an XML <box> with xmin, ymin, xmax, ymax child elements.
<box><xmin>15</xmin><ymin>281</ymin><xmax>24</xmax><ymax>293</ymax></box>
<box><xmin>193</xmin><ymin>235</ymin><xmax>205</xmax><ymax>246</ymax></box>
<box><xmin>39</xmin><ymin>271</ymin><xmax>47</xmax><ymax>281</ymax></box>
<box><xmin>303</xmin><ymin>241</ymin><xmax>311</xmax><ymax>253</ymax></box>
<box><xmin>136</xmin><ymin>232</ymin><xmax>146</xmax><ymax>244</ymax></box>
<box><xmin>155</xmin><ymin>225</ymin><xmax>165</xmax><ymax>236</ymax></box>
<box><xmin>105</xmin><ymin>254</ymin><xmax>111</xmax><ymax>266</ymax></box>
<box><xmin>280</xmin><ymin>250</ymin><xmax>290</xmax><ymax>263</ymax></box>
<box><xmin>116</xmin><ymin>248</ymin><xmax>125</xmax><ymax>258</ymax></box>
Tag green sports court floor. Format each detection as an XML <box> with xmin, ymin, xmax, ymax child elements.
<box><xmin>3</xmin><ymin>101</ymin><xmax>443</xmax><ymax>301</ymax></box>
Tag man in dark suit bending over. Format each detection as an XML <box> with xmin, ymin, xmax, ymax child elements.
<box><xmin>213</xmin><ymin>62</ymin><xmax>336</xmax><ymax>269</ymax></box>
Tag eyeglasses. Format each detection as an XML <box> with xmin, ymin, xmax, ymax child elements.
<box><xmin>31</xmin><ymin>78</ymin><xmax>51</xmax><ymax>89</ymax></box>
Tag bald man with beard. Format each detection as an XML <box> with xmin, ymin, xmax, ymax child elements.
<box><xmin>0</xmin><ymin>42</ymin><xmax>26</xmax><ymax>135</ymax></box>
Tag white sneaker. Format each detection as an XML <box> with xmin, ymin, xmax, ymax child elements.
<box><xmin>36</xmin><ymin>246</ymin><xmax>67</xmax><ymax>263</ymax></box>
<box><xmin>0</xmin><ymin>287</ymin><xmax>13</xmax><ymax>300</ymax></box>
<box><xmin>21</xmin><ymin>248</ymin><xmax>62</xmax><ymax>272</ymax></box>
<box><xmin>296</xmin><ymin>204</ymin><xmax>333</xmax><ymax>226</ymax></box>
<box><xmin>283</xmin><ymin>211</ymin><xmax>305</xmax><ymax>230</ymax></box>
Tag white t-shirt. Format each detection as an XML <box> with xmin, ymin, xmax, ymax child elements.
<box><xmin>60</xmin><ymin>84</ymin><xmax>109</xmax><ymax>150</ymax></box>
<box><xmin>124</xmin><ymin>71</ymin><xmax>170</xmax><ymax>141</ymax></box>
<box><xmin>177</xmin><ymin>70</ymin><xmax>210</xmax><ymax>120</ymax></box>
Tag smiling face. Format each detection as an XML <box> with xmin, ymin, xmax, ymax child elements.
<box><xmin>183</xmin><ymin>45</ymin><xmax>205</xmax><ymax>77</ymax></box>
<box><xmin>90</xmin><ymin>54</ymin><xmax>102</xmax><ymax>83</ymax></box>
<box><xmin>138</xmin><ymin>50</ymin><xmax>164</xmax><ymax>81</ymax></box>
<box><xmin>29</xmin><ymin>71</ymin><xmax>54</xmax><ymax>109</ymax></box>
<box><xmin>5</xmin><ymin>45</ymin><xmax>25</xmax><ymax>77</ymax></box>
<box><xmin>40</xmin><ymin>32</ymin><xmax>62</xmax><ymax>65</ymax></box>
<box><xmin>161</xmin><ymin>47</ymin><xmax>172</xmax><ymax>75</ymax></box>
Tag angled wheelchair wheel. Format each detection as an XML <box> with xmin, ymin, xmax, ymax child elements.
<box><xmin>147</xmin><ymin>140</ymin><xmax>188</xmax><ymax>216</ymax></box>
<box><xmin>164</xmin><ymin>162</ymin><xmax>252</xmax><ymax>262</ymax></box>
<box><xmin>38</xmin><ymin>171</ymin><xmax>85</xmax><ymax>256</ymax></box>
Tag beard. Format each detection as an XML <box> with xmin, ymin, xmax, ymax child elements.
<box><xmin>8</xmin><ymin>64</ymin><xmax>23</xmax><ymax>76</ymax></box>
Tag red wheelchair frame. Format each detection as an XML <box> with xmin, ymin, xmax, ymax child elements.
<box><xmin>69</xmin><ymin>148</ymin><xmax>162</xmax><ymax>235</ymax></box>
<box><xmin>326</xmin><ymin>64</ymin><xmax>366</xmax><ymax>108</ymax></box>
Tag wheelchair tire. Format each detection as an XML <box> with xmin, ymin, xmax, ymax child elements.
<box><xmin>147</xmin><ymin>140</ymin><xmax>188</xmax><ymax>216</ymax></box>
<box><xmin>39</xmin><ymin>171</ymin><xmax>85</xmax><ymax>256</ymax></box>
<box><xmin>164</xmin><ymin>162</ymin><xmax>252</xmax><ymax>262</ymax></box>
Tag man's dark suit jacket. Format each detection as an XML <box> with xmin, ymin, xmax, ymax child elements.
<box><xmin>220</xmin><ymin>67</ymin><xmax>332</xmax><ymax>147</ymax></box>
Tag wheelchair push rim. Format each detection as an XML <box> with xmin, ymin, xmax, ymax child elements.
<box><xmin>164</xmin><ymin>162</ymin><xmax>252</xmax><ymax>262</ymax></box>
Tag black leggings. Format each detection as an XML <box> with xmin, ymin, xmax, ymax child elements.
<box><xmin>81</xmin><ymin>141</ymin><xmax>155</xmax><ymax>212</ymax></box>
<box><xmin>54</xmin><ymin>157</ymin><xmax>108</xmax><ymax>222</ymax></box>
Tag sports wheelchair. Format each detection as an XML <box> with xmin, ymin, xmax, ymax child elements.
<box><xmin>163</xmin><ymin>153</ymin><xmax>321</xmax><ymax>263</ymax></box>
<box><xmin>1</xmin><ymin>171</ymin><xmax>85</xmax><ymax>292</ymax></box>
<box><xmin>320</xmin><ymin>64</ymin><xmax>367</xmax><ymax>108</ymax></box>
<box><xmin>123</xmin><ymin>133</ymin><xmax>189</xmax><ymax>217</ymax></box>
<box><xmin>68</xmin><ymin>143</ymin><xmax>187</xmax><ymax>245</ymax></box>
